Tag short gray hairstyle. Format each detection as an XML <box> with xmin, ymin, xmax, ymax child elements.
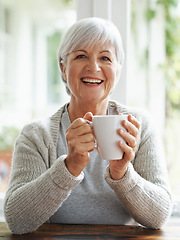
<box><xmin>57</xmin><ymin>17</ymin><xmax>125</xmax><ymax>95</ymax></box>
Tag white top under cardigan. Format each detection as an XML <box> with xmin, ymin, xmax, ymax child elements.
<box><xmin>4</xmin><ymin>101</ymin><xmax>172</xmax><ymax>234</ymax></box>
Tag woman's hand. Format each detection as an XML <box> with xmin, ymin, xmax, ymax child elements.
<box><xmin>109</xmin><ymin>114</ymin><xmax>140</xmax><ymax>180</ymax></box>
<box><xmin>65</xmin><ymin>112</ymin><xmax>95</xmax><ymax>177</ymax></box>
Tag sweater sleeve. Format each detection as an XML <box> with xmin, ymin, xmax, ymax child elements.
<box><xmin>104</xmin><ymin>113</ymin><xmax>172</xmax><ymax>229</ymax></box>
<box><xmin>4</xmin><ymin>124</ymin><xmax>84</xmax><ymax>235</ymax></box>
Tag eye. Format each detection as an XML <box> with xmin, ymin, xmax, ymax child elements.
<box><xmin>100</xmin><ymin>56</ymin><xmax>111</xmax><ymax>61</ymax></box>
<box><xmin>75</xmin><ymin>54</ymin><xmax>87</xmax><ymax>60</ymax></box>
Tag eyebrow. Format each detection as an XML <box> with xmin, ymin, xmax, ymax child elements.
<box><xmin>74</xmin><ymin>49</ymin><xmax>87</xmax><ymax>53</ymax></box>
<box><xmin>74</xmin><ymin>49</ymin><xmax>112</xmax><ymax>54</ymax></box>
<box><xmin>100</xmin><ymin>50</ymin><xmax>111</xmax><ymax>54</ymax></box>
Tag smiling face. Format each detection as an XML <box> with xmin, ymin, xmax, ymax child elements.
<box><xmin>61</xmin><ymin>41</ymin><xmax>120</xmax><ymax>105</ymax></box>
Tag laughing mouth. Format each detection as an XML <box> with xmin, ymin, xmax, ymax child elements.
<box><xmin>81</xmin><ymin>78</ymin><xmax>103</xmax><ymax>85</ymax></box>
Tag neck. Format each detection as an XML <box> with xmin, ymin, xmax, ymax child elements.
<box><xmin>68</xmin><ymin>98</ymin><xmax>109</xmax><ymax>122</ymax></box>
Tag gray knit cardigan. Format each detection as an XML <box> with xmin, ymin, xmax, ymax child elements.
<box><xmin>4</xmin><ymin>101</ymin><xmax>172</xmax><ymax>234</ymax></box>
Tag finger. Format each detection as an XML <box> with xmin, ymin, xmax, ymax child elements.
<box><xmin>68</xmin><ymin>134</ymin><xmax>95</xmax><ymax>154</ymax></box>
<box><xmin>78</xmin><ymin>132</ymin><xmax>95</xmax><ymax>144</ymax></box>
<box><xmin>66</xmin><ymin>123</ymin><xmax>93</xmax><ymax>142</ymax></box>
<box><xmin>122</xmin><ymin>118</ymin><xmax>139</xmax><ymax>138</ymax></box>
<box><xmin>83</xmin><ymin>112</ymin><xmax>93</xmax><ymax>122</ymax></box>
<box><xmin>128</xmin><ymin>115</ymin><xmax>140</xmax><ymax>130</ymax></box>
<box><xmin>66</xmin><ymin>117</ymin><xmax>91</xmax><ymax>133</ymax></box>
<box><xmin>118</xmin><ymin>140</ymin><xmax>135</xmax><ymax>161</ymax></box>
<box><xmin>118</xmin><ymin>129</ymin><xmax>137</xmax><ymax>149</ymax></box>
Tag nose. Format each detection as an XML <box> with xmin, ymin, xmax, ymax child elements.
<box><xmin>86</xmin><ymin>59</ymin><xmax>101</xmax><ymax>72</ymax></box>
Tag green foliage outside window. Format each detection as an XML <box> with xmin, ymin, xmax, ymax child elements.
<box><xmin>47</xmin><ymin>31</ymin><xmax>63</xmax><ymax>104</ymax></box>
<box><xmin>159</xmin><ymin>0</ymin><xmax>180</xmax><ymax>115</ymax></box>
<box><xmin>153</xmin><ymin>0</ymin><xmax>180</xmax><ymax>115</ymax></box>
<box><xmin>157</xmin><ymin>0</ymin><xmax>180</xmax><ymax>196</ymax></box>
<box><xmin>132</xmin><ymin>0</ymin><xmax>180</xmax><ymax>115</ymax></box>
<box><xmin>0</xmin><ymin>126</ymin><xmax>19</xmax><ymax>151</ymax></box>
<box><xmin>131</xmin><ymin>0</ymin><xmax>180</xmax><ymax>195</ymax></box>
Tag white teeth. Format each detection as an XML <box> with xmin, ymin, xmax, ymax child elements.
<box><xmin>82</xmin><ymin>78</ymin><xmax>102</xmax><ymax>84</ymax></box>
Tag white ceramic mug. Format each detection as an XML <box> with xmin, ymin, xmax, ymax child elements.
<box><xmin>87</xmin><ymin>115</ymin><xmax>128</xmax><ymax>160</ymax></box>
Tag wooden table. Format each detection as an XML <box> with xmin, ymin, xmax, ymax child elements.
<box><xmin>0</xmin><ymin>222</ymin><xmax>180</xmax><ymax>240</ymax></box>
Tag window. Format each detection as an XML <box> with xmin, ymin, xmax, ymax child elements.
<box><xmin>129</xmin><ymin>0</ymin><xmax>180</xmax><ymax>201</ymax></box>
<box><xmin>0</xmin><ymin>0</ymin><xmax>179</xmax><ymax>224</ymax></box>
<box><xmin>0</xmin><ymin>0</ymin><xmax>75</xmax><ymax>221</ymax></box>
<box><xmin>129</xmin><ymin>0</ymin><xmax>180</xmax><ymax>222</ymax></box>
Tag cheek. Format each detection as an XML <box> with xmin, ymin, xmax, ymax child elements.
<box><xmin>106</xmin><ymin>66</ymin><xmax>118</xmax><ymax>83</ymax></box>
<box><xmin>65</xmin><ymin>65</ymin><xmax>77</xmax><ymax>82</ymax></box>
<box><xmin>65</xmin><ymin>65</ymin><xmax>81</xmax><ymax>93</ymax></box>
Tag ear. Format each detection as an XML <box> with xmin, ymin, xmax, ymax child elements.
<box><xmin>60</xmin><ymin>62</ymin><xmax>67</xmax><ymax>82</ymax></box>
<box><xmin>60</xmin><ymin>62</ymin><xmax>64</xmax><ymax>72</ymax></box>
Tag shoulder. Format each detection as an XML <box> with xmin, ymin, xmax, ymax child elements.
<box><xmin>109</xmin><ymin>100</ymin><xmax>157</xmax><ymax>139</ymax></box>
<box><xmin>110</xmin><ymin>100</ymin><xmax>152</xmax><ymax>125</ymax></box>
<box><xmin>21</xmin><ymin>119</ymin><xmax>51</xmax><ymax>140</ymax></box>
<box><xmin>18</xmin><ymin>105</ymin><xmax>66</xmax><ymax>146</ymax></box>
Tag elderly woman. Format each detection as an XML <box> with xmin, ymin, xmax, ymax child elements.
<box><xmin>4</xmin><ymin>17</ymin><xmax>172</xmax><ymax>235</ymax></box>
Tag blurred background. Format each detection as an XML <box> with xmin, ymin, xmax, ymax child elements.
<box><xmin>0</xmin><ymin>0</ymin><xmax>180</xmax><ymax>222</ymax></box>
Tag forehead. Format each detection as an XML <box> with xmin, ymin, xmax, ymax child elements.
<box><xmin>74</xmin><ymin>41</ymin><xmax>116</xmax><ymax>54</ymax></box>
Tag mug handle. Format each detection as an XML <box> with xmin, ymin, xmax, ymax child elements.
<box><xmin>85</xmin><ymin>119</ymin><xmax>93</xmax><ymax>127</ymax></box>
<box><xmin>85</xmin><ymin>119</ymin><xmax>99</xmax><ymax>150</ymax></box>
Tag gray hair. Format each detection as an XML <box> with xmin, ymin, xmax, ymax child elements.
<box><xmin>57</xmin><ymin>17</ymin><xmax>125</xmax><ymax>95</ymax></box>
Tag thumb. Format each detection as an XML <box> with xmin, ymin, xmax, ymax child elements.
<box><xmin>83</xmin><ymin>112</ymin><xmax>93</xmax><ymax>122</ymax></box>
